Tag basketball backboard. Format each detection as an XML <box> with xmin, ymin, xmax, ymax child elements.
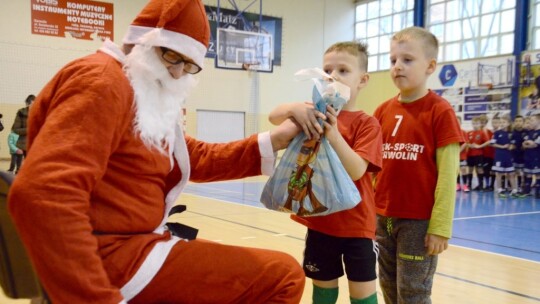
<box><xmin>216</xmin><ymin>27</ymin><xmax>273</xmax><ymax>72</ymax></box>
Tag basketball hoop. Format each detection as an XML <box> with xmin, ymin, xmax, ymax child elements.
<box><xmin>242</xmin><ymin>62</ymin><xmax>260</xmax><ymax>74</ymax></box>
<box><xmin>479</xmin><ymin>83</ymin><xmax>493</xmax><ymax>90</ymax></box>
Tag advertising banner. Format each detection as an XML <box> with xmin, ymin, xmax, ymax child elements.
<box><xmin>519</xmin><ymin>51</ymin><xmax>540</xmax><ymax>116</ymax></box>
<box><xmin>429</xmin><ymin>56</ymin><xmax>514</xmax><ymax>129</ymax></box>
<box><xmin>31</xmin><ymin>0</ymin><xmax>113</xmax><ymax>41</ymax></box>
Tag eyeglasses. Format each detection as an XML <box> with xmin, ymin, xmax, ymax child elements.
<box><xmin>160</xmin><ymin>47</ymin><xmax>202</xmax><ymax>74</ymax></box>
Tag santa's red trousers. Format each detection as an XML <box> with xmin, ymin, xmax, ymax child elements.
<box><xmin>131</xmin><ymin>239</ymin><xmax>305</xmax><ymax>303</ymax></box>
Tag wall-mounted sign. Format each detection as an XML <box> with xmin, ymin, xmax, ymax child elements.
<box><xmin>439</xmin><ymin>64</ymin><xmax>458</xmax><ymax>87</ymax></box>
<box><xmin>31</xmin><ymin>0</ymin><xmax>113</xmax><ymax>41</ymax></box>
<box><xmin>430</xmin><ymin>55</ymin><xmax>515</xmax><ymax>130</ymax></box>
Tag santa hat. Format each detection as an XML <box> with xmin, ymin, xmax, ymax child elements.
<box><xmin>123</xmin><ymin>0</ymin><xmax>209</xmax><ymax>68</ymax></box>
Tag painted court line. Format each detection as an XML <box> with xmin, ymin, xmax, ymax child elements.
<box><xmin>454</xmin><ymin>210</ymin><xmax>540</xmax><ymax>221</ymax></box>
<box><xmin>186</xmin><ymin>209</ymin><xmax>539</xmax><ymax>302</ymax></box>
<box><xmin>435</xmin><ymin>272</ymin><xmax>540</xmax><ymax>302</ymax></box>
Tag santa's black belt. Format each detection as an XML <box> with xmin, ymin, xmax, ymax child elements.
<box><xmin>166</xmin><ymin>205</ymin><xmax>198</xmax><ymax>240</ymax></box>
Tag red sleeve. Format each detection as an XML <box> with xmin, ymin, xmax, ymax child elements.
<box><xmin>433</xmin><ymin>101</ymin><xmax>464</xmax><ymax>148</ymax></box>
<box><xmin>353</xmin><ymin>116</ymin><xmax>382</xmax><ymax>173</ymax></box>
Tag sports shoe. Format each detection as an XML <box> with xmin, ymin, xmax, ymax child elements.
<box><xmin>497</xmin><ymin>189</ymin><xmax>507</xmax><ymax>198</ymax></box>
<box><xmin>462</xmin><ymin>185</ymin><xmax>470</xmax><ymax>192</ymax></box>
<box><xmin>456</xmin><ymin>184</ymin><xmax>461</xmax><ymax>191</ymax></box>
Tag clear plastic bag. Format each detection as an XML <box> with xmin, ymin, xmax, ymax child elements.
<box><xmin>260</xmin><ymin>68</ymin><xmax>361</xmax><ymax>216</ymax></box>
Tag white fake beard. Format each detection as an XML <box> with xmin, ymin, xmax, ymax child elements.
<box><xmin>123</xmin><ymin>44</ymin><xmax>198</xmax><ymax>155</ymax></box>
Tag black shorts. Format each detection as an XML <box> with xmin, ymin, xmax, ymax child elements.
<box><xmin>302</xmin><ymin>229</ymin><xmax>378</xmax><ymax>282</ymax></box>
<box><xmin>483</xmin><ymin>157</ymin><xmax>494</xmax><ymax>169</ymax></box>
<box><xmin>467</xmin><ymin>155</ymin><xmax>484</xmax><ymax>167</ymax></box>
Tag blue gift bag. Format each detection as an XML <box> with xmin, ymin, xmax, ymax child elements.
<box><xmin>260</xmin><ymin>70</ymin><xmax>361</xmax><ymax>216</ymax></box>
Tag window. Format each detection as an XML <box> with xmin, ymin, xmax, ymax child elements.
<box><xmin>426</xmin><ymin>0</ymin><xmax>516</xmax><ymax>62</ymax></box>
<box><xmin>355</xmin><ymin>0</ymin><xmax>414</xmax><ymax>72</ymax></box>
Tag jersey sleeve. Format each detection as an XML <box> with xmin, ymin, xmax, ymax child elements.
<box><xmin>352</xmin><ymin>116</ymin><xmax>382</xmax><ymax>173</ymax></box>
<box><xmin>433</xmin><ymin>104</ymin><xmax>464</xmax><ymax>148</ymax></box>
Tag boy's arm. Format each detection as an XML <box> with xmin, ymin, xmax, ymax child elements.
<box><xmin>268</xmin><ymin>103</ymin><xmax>296</xmax><ymax>125</ymax></box>
<box><xmin>329</xmin><ymin>134</ymin><xmax>369</xmax><ymax>181</ymax></box>
<box><xmin>269</xmin><ymin>102</ymin><xmax>323</xmax><ymax>140</ymax></box>
<box><xmin>426</xmin><ymin>143</ymin><xmax>459</xmax><ymax>254</ymax></box>
<box><xmin>491</xmin><ymin>143</ymin><xmax>509</xmax><ymax>149</ymax></box>
<box><xmin>475</xmin><ymin>140</ymin><xmax>491</xmax><ymax>148</ymax></box>
<box><xmin>323</xmin><ymin>107</ymin><xmax>368</xmax><ymax>181</ymax></box>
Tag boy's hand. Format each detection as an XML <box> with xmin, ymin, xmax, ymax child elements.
<box><xmin>424</xmin><ymin>233</ymin><xmax>449</xmax><ymax>255</ymax></box>
<box><xmin>289</xmin><ymin>102</ymin><xmax>325</xmax><ymax>140</ymax></box>
<box><xmin>270</xmin><ymin>118</ymin><xmax>301</xmax><ymax>151</ymax></box>
<box><xmin>322</xmin><ymin>105</ymin><xmax>340</xmax><ymax>144</ymax></box>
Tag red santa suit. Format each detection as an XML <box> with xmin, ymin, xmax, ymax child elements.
<box><xmin>8</xmin><ymin>1</ymin><xmax>304</xmax><ymax>303</ymax></box>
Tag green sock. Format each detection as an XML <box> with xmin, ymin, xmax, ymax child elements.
<box><xmin>313</xmin><ymin>285</ymin><xmax>338</xmax><ymax>304</ymax></box>
<box><xmin>350</xmin><ymin>292</ymin><xmax>378</xmax><ymax>304</ymax></box>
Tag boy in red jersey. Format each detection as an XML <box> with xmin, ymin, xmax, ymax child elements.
<box><xmin>467</xmin><ymin>116</ymin><xmax>490</xmax><ymax>190</ymax></box>
<box><xmin>481</xmin><ymin>115</ymin><xmax>496</xmax><ymax>191</ymax></box>
<box><xmin>457</xmin><ymin>116</ymin><xmax>470</xmax><ymax>192</ymax></box>
<box><xmin>373</xmin><ymin>27</ymin><xmax>463</xmax><ymax>304</ymax></box>
<box><xmin>269</xmin><ymin>41</ymin><xmax>383</xmax><ymax>304</ymax></box>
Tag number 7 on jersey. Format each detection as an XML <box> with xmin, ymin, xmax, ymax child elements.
<box><xmin>392</xmin><ymin>115</ymin><xmax>403</xmax><ymax>137</ymax></box>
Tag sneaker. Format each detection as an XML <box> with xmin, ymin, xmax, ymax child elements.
<box><xmin>456</xmin><ymin>184</ymin><xmax>461</xmax><ymax>191</ymax></box>
<box><xmin>484</xmin><ymin>186</ymin><xmax>494</xmax><ymax>192</ymax></box>
<box><xmin>515</xmin><ymin>192</ymin><xmax>529</xmax><ymax>198</ymax></box>
<box><xmin>510</xmin><ymin>190</ymin><xmax>521</xmax><ymax>198</ymax></box>
<box><xmin>497</xmin><ymin>189</ymin><xmax>507</xmax><ymax>198</ymax></box>
<box><xmin>472</xmin><ymin>186</ymin><xmax>482</xmax><ymax>191</ymax></box>
<box><xmin>462</xmin><ymin>185</ymin><xmax>470</xmax><ymax>192</ymax></box>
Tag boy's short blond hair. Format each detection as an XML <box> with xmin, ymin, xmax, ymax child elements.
<box><xmin>392</xmin><ymin>26</ymin><xmax>439</xmax><ymax>60</ymax></box>
<box><xmin>478</xmin><ymin>114</ymin><xmax>489</xmax><ymax>124</ymax></box>
<box><xmin>471</xmin><ymin>116</ymin><xmax>483</xmax><ymax>123</ymax></box>
<box><xmin>325</xmin><ymin>41</ymin><xmax>369</xmax><ymax>72</ymax></box>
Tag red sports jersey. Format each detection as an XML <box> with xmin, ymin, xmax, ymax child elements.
<box><xmin>460</xmin><ymin>129</ymin><xmax>468</xmax><ymax>161</ymax></box>
<box><xmin>373</xmin><ymin>91</ymin><xmax>463</xmax><ymax>219</ymax></box>
<box><xmin>467</xmin><ymin>130</ymin><xmax>490</xmax><ymax>157</ymax></box>
<box><xmin>291</xmin><ymin>110</ymin><xmax>383</xmax><ymax>239</ymax></box>
<box><xmin>483</xmin><ymin>128</ymin><xmax>495</xmax><ymax>158</ymax></box>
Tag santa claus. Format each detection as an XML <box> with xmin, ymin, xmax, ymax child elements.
<box><xmin>8</xmin><ymin>0</ymin><xmax>304</xmax><ymax>303</ymax></box>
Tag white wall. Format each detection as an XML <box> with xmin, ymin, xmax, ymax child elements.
<box><xmin>0</xmin><ymin>0</ymin><xmax>355</xmax><ymax>159</ymax></box>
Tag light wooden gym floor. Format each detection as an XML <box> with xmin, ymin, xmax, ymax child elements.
<box><xmin>2</xmin><ymin>177</ymin><xmax>539</xmax><ymax>303</ymax></box>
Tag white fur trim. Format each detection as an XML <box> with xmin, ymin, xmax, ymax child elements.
<box><xmin>121</xmin><ymin>125</ymin><xmax>191</xmax><ymax>300</ymax></box>
<box><xmin>120</xmin><ymin>236</ymin><xmax>181</xmax><ymax>301</ymax></box>
<box><xmin>123</xmin><ymin>26</ymin><xmax>206</xmax><ymax>68</ymax></box>
<box><xmin>98</xmin><ymin>39</ymin><xmax>126</xmax><ymax>64</ymax></box>
<box><xmin>258</xmin><ymin>131</ymin><xmax>276</xmax><ymax>176</ymax></box>
<box><xmin>153</xmin><ymin>123</ymin><xmax>190</xmax><ymax>234</ymax></box>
